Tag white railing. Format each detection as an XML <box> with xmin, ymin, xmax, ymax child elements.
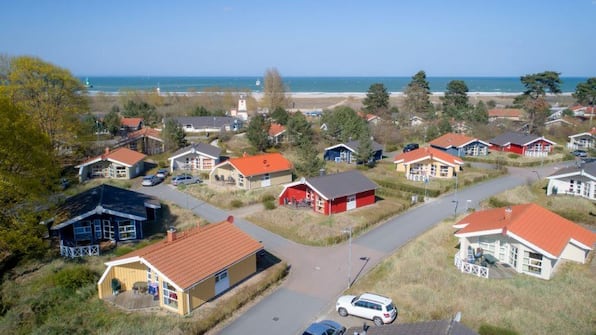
<box><xmin>407</xmin><ymin>174</ymin><xmax>427</xmax><ymax>182</ymax></box>
<box><xmin>524</xmin><ymin>151</ymin><xmax>548</xmax><ymax>158</ymax></box>
<box><xmin>60</xmin><ymin>241</ymin><xmax>100</xmax><ymax>258</ymax></box>
<box><xmin>454</xmin><ymin>253</ymin><xmax>489</xmax><ymax>278</ymax></box>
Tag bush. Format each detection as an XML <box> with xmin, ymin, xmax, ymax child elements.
<box><xmin>478</xmin><ymin>324</ymin><xmax>520</xmax><ymax>335</ymax></box>
<box><xmin>261</xmin><ymin>194</ymin><xmax>275</xmax><ymax>202</ymax></box>
<box><xmin>487</xmin><ymin>196</ymin><xmax>514</xmax><ymax>208</ymax></box>
<box><xmin>263</xmin><ymin>200</ymin><xmax>275</xmax><ymax>210</ymax></box>
<box><xmin>507</xmin><ymin>153</ymin><xmax>519</xmax><ymax>159</ymax></box>
<box><xmin>230</xmin><ymin>199</ymin><xmax>244</xmax><ymax>208</ymax></box>
<box><xmin>51</xmin><ymin>266</ymin><xmax>98</xmax><ymax>290</ymax></box>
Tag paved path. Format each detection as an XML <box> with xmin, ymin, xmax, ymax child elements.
<box><xmin>138</xmin><ymin>163</ymin><xmax>566</xmax><ymax>335</ymax></box>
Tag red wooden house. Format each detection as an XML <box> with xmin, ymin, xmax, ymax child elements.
<box><xmin>488</xmin><ymin>132</ymin><xmax>556</xmax><ymax>157</ymax></box>
<box><xmin>278</xmin><ymin>170</ymin><xmax>378</xmax><ymax>215</ymax></box>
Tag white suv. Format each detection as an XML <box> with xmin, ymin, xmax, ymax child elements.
<box><xmin>336</xmin><ymin>293</ymin><xmax>397</xmax><ymax>326</ymax></box>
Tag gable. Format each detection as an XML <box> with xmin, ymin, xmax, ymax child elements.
<box><xmin>221</xmin><ymin>153</ymin><xmax>292</xmax><ymax>177</ymax></box>
<box><xmin>305</xmin><ymin>170</ymin><xmax>377</xmax><ymax>200</ymax></box>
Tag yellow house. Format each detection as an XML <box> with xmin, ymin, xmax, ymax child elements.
<box><xmin>209</xmin><ymin>152</ymin><xmax>293</xmax><ymax>190</ymax></box>
<box><xmin>393</xmin><ymin>147</ymin><xmax>464</xmax><ymax>182</ymax></box>
<box><xmin>97</xmin><ymin>216</ymin><xmax>263</xmax><ymax>315</ymax></box>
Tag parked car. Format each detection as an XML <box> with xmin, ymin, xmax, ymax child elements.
<box><xmin>171</xmin><ymin>174</ymin><xmax>201</xmax><ymax>186</ymax></box>
<box><xmin>141</xmin><ymin>175</ymin><xmax>161</xmax><ymax>187</ymax></box>
<box><xmin>303</xmin><ymin>320</ymin><xmax>345</xmax><ymax>335</ymax></box>
<box><xmin>581</xmin><ymin>157</ymin><xmax>596</xmax><ymax>164</ymax></box>
<box><xmin>336</xmin><ymin>293</ymin><xmax>397</xmax><ymax>326</ymax></box>
<box><xmin>403</xmin><ymin>143</ymin><xmax>419</xmax><ymax>153</ymax></box>
<box><xmin>572</xmin><ymin>149</ymin><xmax>588</xmax><ymax>157</ymax></box>
<box><xmin>156</xmin><ymin>168</ymin><xmax>169</xmax><ymax>180</ymax></box>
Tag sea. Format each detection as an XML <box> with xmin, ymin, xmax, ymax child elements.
<box><xmin>79</xmin><ymin>76</ymin><xmax>588</xmax><ymax>95</ymax></box>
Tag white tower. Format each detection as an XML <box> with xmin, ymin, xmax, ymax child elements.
<box><xmin>238</xmin><ymin>94</ymin><xmax>247</xmax><ymax>112</ymax></box>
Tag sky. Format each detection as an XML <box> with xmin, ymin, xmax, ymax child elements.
<box><xmin>1</xmin><ymin>0</ymin><xmax>595</xmax><ymax>77</ymax></box>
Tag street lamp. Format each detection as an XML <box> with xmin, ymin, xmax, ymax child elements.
<box><xmin>342</xmin><ymin>227</ymin><xmax>352</xmax><ymax>289</ymax></box>
<box><xmin>451</xmin><ymin>200</ymin><xmax>459</xmax><ymax>220</ymax></box>
<box><xmin>532</xmin><ymin>170</ymin><xmax>540</xmax><ymax>180</ymax></box>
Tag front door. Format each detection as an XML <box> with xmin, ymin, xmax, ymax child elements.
<box><xmin>214</xmin><ymin>270</ymin><xmax>230</xmax><ymax>296</ymax></box>
<box><xmin>261</xmin><ymin>173</ymin><xmax>271</xmax><ymax>187</ymax></box>
<box><xmin>347</xmin><ymin>194</ymin><xmax>356</xmax><ymax>211</ymax></box>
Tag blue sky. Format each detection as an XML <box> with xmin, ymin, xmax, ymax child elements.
<box><xmin>1</xmin><ymin>0</ymin><xmax>595</xmax><ymax>77</ymax></box>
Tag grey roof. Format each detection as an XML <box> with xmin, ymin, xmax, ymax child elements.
<box><xmin>170</xmin><ymin>142</ymin><xmax>221</xmax><ymax>159</ymax></box>
<box><xmin>173</xmin><ymin>116</ymin><xmax>237</xmax><ymax>129</ymax></box>
<box><xmin>306</xmin><ymin>170</ymin><xmax>377</xmax><ymax>200</ymax></box>
<box><xmin>344</xmin><ymin>140</ymin><xmax>384</xmax><ymax>153</ymax></box>
<box><xmin>51</xmin><ymin>184</ymin><xmax>160</xmax><ymax>230</ymax></box>
<box><xmin>346</xmin><ymin>319</ymin><xmax>478</xmax><ymax>335</ymax></box>
<box><xmin>489</xmin><ymin>132</ymin><xmax>542</xmax><ymax>146</ymax></box>
<box><xmin>547</xmin><ymin>161</ymin><xmax>596</xmax><ymax>178</ymax></box>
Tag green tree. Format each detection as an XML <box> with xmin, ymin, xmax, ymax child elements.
<box><xmin>294</xmin><ymin>140</ymin><xmax>325</xmax><ymax>177</ymax></box>
<box><xmin>162</xmin><ymin>119</ymin><xmax>187</xmax><ymax>151</ymax></box>
<box><xmin>362</xmin><ymin>83</ymin><xmax>390</xmax><ymax>115</ymax></box>
<box><xmin>104</xmin><ymin>106</ymin><xmax>122</xmax><ymax>136</ymax></box>
<box><xmin>286</xmin><ymin>112</ymin><xmax>313</xmax><ymax>147</ymax></box>
<box><xmin>356</xmin><ymin>132</ymin><xmax>375</xmax><ymax>166</ymax></box>
<box><xmin>441</xmin><ymin>80</ymin><xmax>470</xmax><ymax>120</ymax></box>
<box><xmin>573</xmin><ymin>77</ymin><xmax>596</xmax><ymax>106</ymax></box>
<box><xmin>469</xmin><ymin>100</ymin><xmax>489</xmax><ymax>123</ymax></box>
<box><xmin>0</xmin><ymin>97</ymin><xmax>57</xmax><ymax>259</ymax></box>
<box><xmin>122</xmin><ymin>100</ymin><xmax>160</xmax><ymax>126</ymax></box>
<box><xmin>2</xmin><ymin>56</ymin><xmax>88</xmax><ymax>158</ymax></box>
<box><xmin>262</xmin><ymin>68</ymin><xmax>290</xmax><ymax>112</ymax></box>
<box><xmin>438</xmin><ymin>117</ymin><xmax>453</xmax><ymax>135</ymax></box>
<box><xmin>270</xmin><ymin>107</ymin><xmax>290</xmax><ymax>125</ymax></box>
<box><xmin>321</xmin><ymin>106</ymin><xmax>367</xmax><ymax>142</ymax></box>
<box><xmin>246</xmin><ymin>114</ymin><xmax>271</xmax><ymax>152</ymax></box>
<box><xmin>518</xmin><ymin>71</ymin><xmax>561</xmax><ymax>133</ymax></box>
<box><xmin>191</xmin><ymin>105</ymin><xmax>211</xmax><ymax>116</ymax></box>
<box><xmin>404</xmin><ymin>70</ymin><xmax>433</xmax><ymax>117</ymax></box>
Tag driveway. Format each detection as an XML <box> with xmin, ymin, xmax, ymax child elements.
<box><xmin>137</xmin><ymin>163</ymin><xmax>565</xmax><ymax>334</ymax></box>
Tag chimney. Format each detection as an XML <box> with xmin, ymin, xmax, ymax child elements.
<box><xmin>319</xmin><ymin>168</ymin><xmax>326</xmax><ymax>176</ymax></box>
<box><xmin>243</xmin><ymin>151</ymin><xmax>248</xmax><ymax>157</ymax></box>
<box><xmin>226</xmin><ymin>215</ymin><xmax>234</xmax><ymax>223</ymax></box>
<box><xmin>504</xmin><ymin>206</ymin><xmax>512</xmax><ymax>219</ymax></box>
<box><xmin>167</xmin><ymin>227</ymin><xmax>177</xmax><ymax>242</ymax></box>
<box><xmin>104</xmin><ymin>147</ymin><xmax>110</xmax><ymax>155</ymax></box>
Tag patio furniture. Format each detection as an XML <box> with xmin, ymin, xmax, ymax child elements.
<box><xmin>133</xmin><ymin>281</ymin><xmax>148</xmax><ymax>295</ymax></box>
<box><xmin>111</xmin><ymin>278</ymin><xmax>121</xmax><ymax>296</ymax></box>
<box><xmin>482</xmin><ymin>254</ymin><xmax>497</xmax><ymax>267</ymax></box>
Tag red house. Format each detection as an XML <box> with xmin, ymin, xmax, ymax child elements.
<box><xmin>278</xmin><ymin>170</ymin><xmax>378</xmax><ymax>215</ymax></box>
<box><xmin>488</xmin><ymin>132</ymin><xmax>556</xmax><ymax>157</ymax></box>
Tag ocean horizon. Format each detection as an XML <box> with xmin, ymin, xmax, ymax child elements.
<box><xmin>79</xmin><ymin>76</ymin><xmax>588</xmax><ymax>95</ymax></box>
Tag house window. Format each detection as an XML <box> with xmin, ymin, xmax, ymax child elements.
<box><xmin>522</xmin><ymin>251</ymin><xmax>543</xmax><ymax>275</ymax></box>
<box><xmin>569</xmin><ymin>179</ymin><xmax>575</xmax><ymax>193</ymax></box>
<box><xmin>316</xmin><ymin>198</ymin><xmax>324</xmax><ymax>212</ymax></box>
<box><xmin>162</xmin><ymin>281</ymin><xmax>178</xmax><ymax>309</ymax></box>
<box><xmin>74</xmin><ymin>221</ymin><xmax>92</xmax><ymax>241</ymax></box>
<box><xmin>94</xmin><ymin>220</ymin><xmax>102</xmax><ymax>239</ymax></box>
<box><xmin>238</xmin><ymin>174</ymin><xmax>244</xmax><ymax>187</ymax></box>
<box><xmin>509</xmin><ymin>246</ymin><xmax>518</xmax><ymax>268</ymax></box>
<box><xmin>103</xmin><ymin>220</ymin><xmax>114</xmax><ymax>239</ymax></box>
<box><xmin>203</xmin><ymin>158</ymin><xmax>213</xmax><ymax>170</ymax></box>
<box><xmin>410</xmin><ymin>163</ymin><xmax>423</xmax><ymax>175</ymax></box>
<box><xmin>115</xmin><ymin>166</ymin><xmax>126</xmax><ymax>178</ymax></box>
<box><xmin>118</xmin><ymin>220</ymin><xmax>136</xmax><ymax>240</ymax></box>
<box><xmin>91</xmin><ymin>165</ymin><xmax>105</xmax><ymax>177</ymax></box>
<box><xmin>479</xmin><ymin>237</ymin><xmax>497</xmax><ymax>255</ymax></box>
<box><xmin>147</xmin><ymin>267</ymin><xmax>152</xmax><ymax>282</ymax></box>
<box><xmin>439</xmin><ymin>165</ymin><xmax>449</xmax><ymax>177</ymax></box>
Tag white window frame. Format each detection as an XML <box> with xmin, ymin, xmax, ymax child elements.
<box><xmin>117</xmin><ymin>220</ymin><xmax>136</xmax><ymax>240</ymax></box>
<box><xmin>522</xmin><ymin>250</ymin><xmax>543</xmax><ymax>275</ymax></box>
<box><xmin>162</xmin><ymin>281</ymin><xmax>178</xmax><ymax>309</ymax></box>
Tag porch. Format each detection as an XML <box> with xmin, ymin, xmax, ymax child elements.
<box><xmin>454</xmin><ymin>253</ymin><xmax>517</xmax><ymax>279</ymax></box>
<box><xmin>103</xmin><ymin>290</ymin><xmax>160</xmax><ymax>311</ymax></box>
<box><xmin>60</xmin><ymin>240</ymin><xmax>100</xmax><ymax>258</ymax></box>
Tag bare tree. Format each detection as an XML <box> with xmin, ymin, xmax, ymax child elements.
<box><xmin>262</xmin><ymin>68</ymin><xmax>290</xmax><ymax>112</ymax></box>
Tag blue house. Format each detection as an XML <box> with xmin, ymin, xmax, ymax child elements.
<box><xmin>429</xmin><ymin>133</ymin><xmax>489</xmax><ymax>157</ymax></box>
<box><xmin>49</xmin><ymin>184</ymin><xmax>161</xmax><ymax>258</ymax></box>
<box><xmin>323</xmin><ymin>140</ymin><xmax>384</xmax><ymax>164</ymax></box>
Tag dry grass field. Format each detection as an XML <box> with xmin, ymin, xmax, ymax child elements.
<box><xmin>349</xmin><ymin>218</ymin><xmax>595</xmax><ymax>335</ymax></box>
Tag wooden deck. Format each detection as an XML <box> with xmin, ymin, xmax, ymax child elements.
<box><xmin>487</xmin><ymin>262</ymin><xmax>517</xmax><ymax>279</ymax></box>
<box><xmin>103</xmin><ymin>290</ymin><xmax>160</xmax><ymax>311</ymax></box>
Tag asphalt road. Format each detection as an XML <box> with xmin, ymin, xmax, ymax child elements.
<box><xmin>138</xmin><ymin>163</ymin><xmax>565</xmax><ymax>335</ymax></box>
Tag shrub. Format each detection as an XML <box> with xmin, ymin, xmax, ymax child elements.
<box><xmin>507</xmin><ymin>153</ymin><xmax>519</xmax><ymax>159</ymax></box>
<box><xmin>230</xmin><ymin>199</ymin><xmax>244</xmax><ymax>208</ymax></box>
<box><xmin>478</xmin><ymin>324</ymin><xmax>520</xmax><ymax>335</ymax></box>
<box><xmin>261</xmin><ymin>194</ymin><xmax>275</xmax><ymax>202</ymax></box>
<box><xmin>487</xmin><ymin>196</ymin><xmax>514</xmax><ymax>208</ymax></box>
<box><xmin>263</xmin><ymin>200</ymin><xmax>275</xmax><ymax>210</ymax></box>
<box><xmin>51</xmin><ymin>266</ymin><xmax>98</xmax><ymax>290</ymax></box>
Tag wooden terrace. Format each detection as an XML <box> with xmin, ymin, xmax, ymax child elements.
<box><xmin>454</xmin><ymin>253</ymin><xmax>517</xmax><ymax>279</ymax></box>
<box><xmin>103</xmin><ymin>290</ymin><xmax>160</xmax><ymax>311</ymax></box>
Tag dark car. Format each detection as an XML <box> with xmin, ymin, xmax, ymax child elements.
<box><xmin>572</xmin><ymin>149</ymin><xmax>588</xmax><ymax>157</ymax></box>
<box><xmin>403</xmin><ymin>143</ymin><xmax>419</xmax><ymax>153</ymax></box>
<box><xmin>303</xmin><ymin>320</ymin><xmax>345</xmax><ymax>335</ymax></box>
<box><xmin>156</xmin><ymin>168</ymin><xmax>169</xmax><ymax>180</ymax></box>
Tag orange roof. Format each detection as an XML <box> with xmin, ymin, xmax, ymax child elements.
<box><xmin>121</xmin><ymin>117</ymin><xmax>143</xmax><ymax>127</ymax></box>
<box><xmin>430</xmin><ymin>132</ymin><xmax>482</xmax><ymax>148</ymax></box>
<box><xmin>393</xmin><ymin>147</ymin><xmax>463</xmax><ymax>166</ymax></box>
<box><xmin>488</xmin><ymin>108</ymin><xmax>522</xmax><ymax>117</ymax></box>
<box><xmin>269</xmin><ymin>123</ymin><xmax>286</xmax><ymax>137</ymax></box>
<box><xmin>224</xmin><ymin>152</ymin><xmax>293</xmax><ymax>177</ymax></box>
<box><xmin>128</xmin><ymin>127</ymin><xmax>162</xmax><ymax>140</ymax></box>
<box><xmin>113</xmin><ymin>217</ymin><xmax>262</xmax><ymax>290</ymax></box>
<box><xmin>77</xmin><ymin>147</ymin><xmax>146</xmax><ymax>167</ymax></box>
<box><xmin>455</xmin><ymin>204</ymin><xmax>596</xmax><ymax>258</ymax></box>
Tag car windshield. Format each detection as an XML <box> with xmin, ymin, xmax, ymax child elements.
<box><xmin>143</xmin><ymin>176</ymin><xmax>153</xmax><ymax>180</ymax></box>
<box><xmin>386</xmin><ymin>304</ymin><xmax>395</xmax><ymax>312</ymax></box>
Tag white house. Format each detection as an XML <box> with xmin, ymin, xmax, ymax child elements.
<box><xmin>546</xmin><ymin>162</ymin><xmax>596</xmax><ymax>200</ymax></box>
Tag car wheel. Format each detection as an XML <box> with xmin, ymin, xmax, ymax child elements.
<box><xmin>338</xmin><ymin>307</ymin><xmax>348</xmax><ymax>317</ymax></box>
<box><xmin>373</xmin><ymin>317</ymin><xmax>383</xmax><ymax>327</ymax></box>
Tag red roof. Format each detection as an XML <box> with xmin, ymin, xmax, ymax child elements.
<box><xmin>113</xmin><ymin>217</ymin><xmax>262</xmax><ymax>289</ymax></box>
<box><xmin>430</xmin><ymin>132</ymin><xmax>483</xmax><ymax>148</ymax></box>
<box><xmin>393</xmin><ymin>147</ymin><xmax>464</xmax><ymax>166</ymax></box>
<box><xmin>455</xmin><ymin>204</ymin><xmax>596</xmax><ymax>258</ymax></box>
<box><xmin>128</xmin><ymin>127</ymin><xmax>162</xmax><ymax>140</ymax></box>
<box><xmin>269</xmin><ymin>123</ymin><xmax>286</xmax><ymax>137</ymax></box>
<box><xmin>77</xmin><ymin>147</ymin><xmax>146</xmax><ymax>167</ymax></box>
<box><xmin>121</xmin><ymin>117</ymin><xmax>143</xmax><ymax>128</ymax></box>
<box><xmin>488</xmin><ymin>108</ymin><xmax>522</xmax><ymax>118</ymax></box>
<box><xmin>224</xmin><ymin>152</ymin><xmax>293</xmax><ymax>177</ymax></box>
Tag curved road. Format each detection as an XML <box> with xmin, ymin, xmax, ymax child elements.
<box><xmin>138</xmin><ymin>164</ymin><xmax>564</xmax><ymax>335</ymax></box>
